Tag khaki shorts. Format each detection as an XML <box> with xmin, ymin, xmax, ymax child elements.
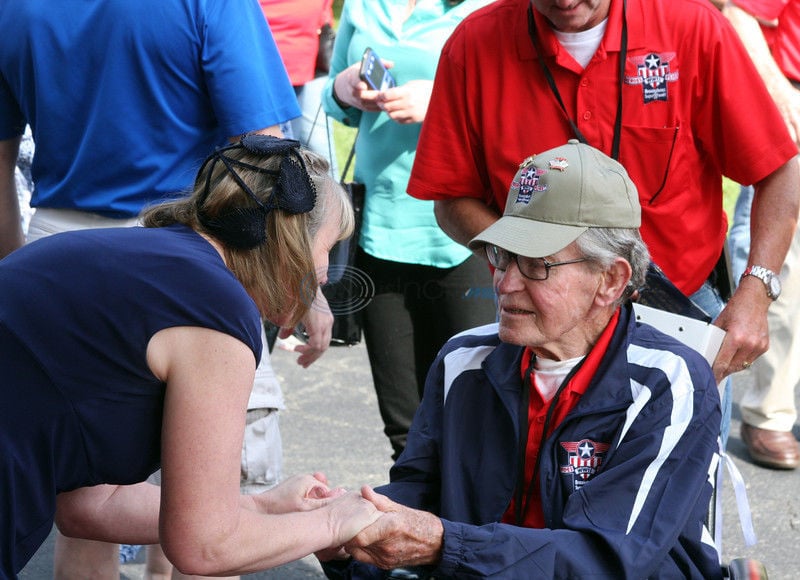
<box><xmin>148</xmin><ymin>407</ymin><xmax>282</xmax><ymax>495</ymax></box>
<box><xmin>240</xmin><ymin>407</ymin><xmax>283</xmax><ymax>494</ymax></box>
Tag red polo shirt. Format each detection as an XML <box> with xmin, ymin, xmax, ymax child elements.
<box><xmin>407</xmin><ymin>0</ymin><xmax>797</xmax><ymax>295</ymax></box>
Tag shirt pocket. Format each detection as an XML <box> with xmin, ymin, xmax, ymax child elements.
<box><xmin>619</xmin><ymin>124</ymin><xmax>682</xmax><ymax>206</ymax></box>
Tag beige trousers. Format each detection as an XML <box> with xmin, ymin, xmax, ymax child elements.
<box><xmin>740</xmin><ymin>225</ymin><xmax>800</xmax><ymax>432</ymax></box>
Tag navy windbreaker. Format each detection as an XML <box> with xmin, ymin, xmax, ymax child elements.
<box><xmin>329</xmin><ymin>304</ymin><xmax>722</xmax><ymax>579</ymax></box>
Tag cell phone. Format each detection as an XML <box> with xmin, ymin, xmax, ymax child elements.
<box><xmin>359</xmin><ymin>47</ymin><xmax>396</xmax><ymax>91</ymax></box>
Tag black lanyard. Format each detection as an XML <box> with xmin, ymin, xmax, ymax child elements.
<box><xmin>526</xmin><ymin>1</ymin><xmax>628</xmax><ymax>160</ymax></box>
<box><xmin>513</xmin><ymin>354</ymin><xmax>584</xmax><ymax>526</ymax></box>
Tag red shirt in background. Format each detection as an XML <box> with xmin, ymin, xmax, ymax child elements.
<box><xmin>733</xmin><ymin>0</ymin><xmax>800</xmax><ymax>81</ymax></box>
<box><xmin>259</xmin><ymin>0</ymin><xmax>334</xmax><ymax>85</ymax></box>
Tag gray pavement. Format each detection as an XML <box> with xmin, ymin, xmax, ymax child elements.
<box><xmin>22</xmin><ymin>341</ymin><xmax>800</xmax><ymax>579</ymax></box>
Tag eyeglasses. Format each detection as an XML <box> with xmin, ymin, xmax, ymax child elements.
<box><xmin>485</xmin><ymin>244</ymin><xmax>588</xmax><ymax>280</ymax></box>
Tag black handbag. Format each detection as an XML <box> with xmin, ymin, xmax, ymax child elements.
<box><xmin>294</xmin><ymin>105</ymin><xmax>369</xmax><ymax>346</ymax></box>
<box><xmin>324</xmin><ymin>133</ymin><xmax>369</xmax><ymax>346</ymax></box>
<box><xmin>315</xmin><ymin>22</ymin><xmax>336</xmax><ymax>77</ymax></box>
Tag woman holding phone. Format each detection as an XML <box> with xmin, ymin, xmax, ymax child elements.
<box><xmin>322</xmin><ymin>0</ymin><xmax>498</xmax><ymax>462</ymax></box>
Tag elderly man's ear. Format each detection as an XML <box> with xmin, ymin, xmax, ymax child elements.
<box><xmin>595</xmin><ymin>257</ymin><xmax>633</xmax><ymax>307</ymax></box>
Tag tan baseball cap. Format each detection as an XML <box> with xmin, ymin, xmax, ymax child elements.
<box><xmin>469</xmin><ymin>140</ymin><xmax>641</xmax><ymax>258</ymax></box>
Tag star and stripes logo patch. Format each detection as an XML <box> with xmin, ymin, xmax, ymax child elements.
<box><xmin>512</xmin><ymin>166</ymin><xmax>547</xmax><ymax>204</ymax></box>
<box><xmin>560</xmin><ymin>439</ymin><xmax>611</xmax><ymax>490</ymax></box>
<box><xmin>625</xmin><ymin>52</ymin><xmax>679</xmax><ymax>104</ymax></box>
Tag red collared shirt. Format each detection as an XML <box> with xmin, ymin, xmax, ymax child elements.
<box><xmin>407</xmin><ymin>0</ymin><xmax>797</xmax><ymax>294</ymax></box>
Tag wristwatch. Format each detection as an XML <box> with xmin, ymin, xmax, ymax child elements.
<box><xmin>740</xmin><ymin>265</ymin><xmax>782</xmax><ymax>300</ymax></box>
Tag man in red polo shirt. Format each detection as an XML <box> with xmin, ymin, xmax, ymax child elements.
<box><xmin>723</xmin><ymin>0</ymin><xmax>800</xmax><ymax>468</ymax></box>
<box><xmin>407</xmin><ymin>0</ymin><xmax>799</xmax><ymax>392</ymax></box>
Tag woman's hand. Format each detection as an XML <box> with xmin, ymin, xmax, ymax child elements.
<box><xmin>332</xmin><ymin>62</ymin><xmax>388</xmax><ymax>112</ymax></box>
<box><xmin>277</xmin><ymin>288</ymin><xmax>333</xmax><ymax>368</ymax></box>
<box><xmin>252</xmin><ymin>472</ymin><xmax>346</xmax><ymax>514</ymax></box>
<box><xmin>324</xmin><ymin>490</ymin><xmax>384</xmax><ymax>549</ymax></box>
<box><xmin>377</xmin><ymin>80</ymin><xmax>434</xmax><ymax>124</ymax></box>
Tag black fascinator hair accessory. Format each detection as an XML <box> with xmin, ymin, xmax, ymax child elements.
<box><xmin>195</xmin><ymin>135</ymin><xmax>317</xmax><ymax>249</ymax></box>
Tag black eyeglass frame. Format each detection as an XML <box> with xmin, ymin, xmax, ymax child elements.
<box><xmin>485</xmin><ymin>244</ymin><xmax>589</xmax><ymax>280</ymax></box>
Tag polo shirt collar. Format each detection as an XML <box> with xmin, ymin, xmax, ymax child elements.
<box><xmin>515</xmin><ymin>0</ymin><xmax>646</xmax><ymax>62</ymax></box>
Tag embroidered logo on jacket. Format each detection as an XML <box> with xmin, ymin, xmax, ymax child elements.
<box><xmin>625</xmin><ymin>52</ymin><xmax>679</xmax><ymax>104</ymax></box>
<box><xmin>560</xmin><ymin>439</ymin><xmax>611</xmax><ymax>490</ymax></box>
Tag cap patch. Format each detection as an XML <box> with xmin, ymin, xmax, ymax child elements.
<box><xmin>513</xmin><ymin>165</ymin><xmax>547</xmax><ymax>205</ymax></box>
<box><xmin>549</xmin><ymin>157</ymin><xmax>569</xmax><ymax>172</ymax></box>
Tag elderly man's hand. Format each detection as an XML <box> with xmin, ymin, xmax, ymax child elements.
<box><xmin>711</xmin><ymin>280</ymin><xmax>771</xmax><ymax>381</ymax></box>
<box><xmin>343</xmin><ymin>486</ymin><xmax>444</xmax><ymax>570</ymax></box>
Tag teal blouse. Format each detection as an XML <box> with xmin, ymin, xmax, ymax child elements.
<box><xmin>322</xmin><ymin>0</ymin><xmax>494</xmax><ymax>267</ymax></box>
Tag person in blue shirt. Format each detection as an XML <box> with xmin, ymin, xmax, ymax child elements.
<box><xmin>0</xmin><ymin>2</ymin><xmax>332</xmax><ymax>575</ymax></box>
<box><xmin>322</xmin><ymin>0</ymin><xmax>498</xmax><ymax>461</ymax></box>
<box><xmin>0</xmin><ymin>137</ymin><xmax>381</xmax><ymax>579</ymax></box>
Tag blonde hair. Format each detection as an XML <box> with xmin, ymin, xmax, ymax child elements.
<box><xmin>141</xmin><ymin>144</ymin><xmax>354</xmax><ymax>326</ymax></box>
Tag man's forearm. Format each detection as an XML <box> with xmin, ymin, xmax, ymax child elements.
<box><xmin>0</xmin><ymin>136</ymin><xmax>24</xmax><ymax>258</ymax></box>
<box><xmin>749</xmin><ymin>157</ymin><xmax>800</xmax><ymax>273</ymax></box>
<box><xmin>723</xmin><ymin>4</ymin><xmax>787</xmax><ymax>93</ymax></box>
<box><xmin>0</xmin><ymin>196</ymin><xmax>24</xmax><ymax>258</ymax></box>
<box><xmin>433</xmin><ymin>197</ymin><xmax>501</xmax><ymax>249</ymax></box>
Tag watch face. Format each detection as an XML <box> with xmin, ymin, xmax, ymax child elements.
<box><xmin>769</xmin><ymin>276</ymin><xmax>782</xmax><ymax>298</ymax></box>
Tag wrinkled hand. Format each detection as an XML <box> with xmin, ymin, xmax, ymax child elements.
<box><xmin>711</xmin><ymin>282</ymin><xmax>771</xmax><ymax>382</ymax></box>
<box><xmin>343</xmin><ymin>486</ymin><xmax>443</xmax><ymax>570</ymax></box>
<box><xmin>323</xmin><ymin>490</ymin><xmax>384</xmax><ymax>551</ymax></box>
<box><xmin>377</xmin><ymin>80</ymin><xmax>434</xmax><ymax>124</ymax></box>
<box><xmin>333</xmin><ymin>61</ymin><xmax>395</xmax><ymax>112</ymax></box>
<box><xmin>253</xmin><ymin>472</ymin><xmax>345</xmax><ymax>514</ymax></box>
<box><xmin>279</xmin><ymin>288</ymin><xmax>333</xmax><ymax>368</ymax></box>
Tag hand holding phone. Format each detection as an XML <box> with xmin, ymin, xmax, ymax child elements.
<box><xmin>359</xmin><ymin>47</ymin><xmax>396</xmax><ymax>91</ymax></box>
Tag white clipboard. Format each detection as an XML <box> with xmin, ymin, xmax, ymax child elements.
<box><xmin>632</xmin><ymin>303</ymin><xmax>725</xmax><ymax>367</ymax></box>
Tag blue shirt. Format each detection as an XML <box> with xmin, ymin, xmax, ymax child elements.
<box><xmin>322</xmin><ymin>0</ymin><xmax>494</xmax><ymax>268</ymax></box>
<box><xmin>0</xmin><ymin>225</ymin><xmax>261</xmax><ymax>575</ymax></box>
<box><xmin>0</xmin><ymin>0</ymin><xmax>300</xmax><ymax>217</ymax></box>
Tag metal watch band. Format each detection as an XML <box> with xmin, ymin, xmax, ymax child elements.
<box><xmin>740</xmin><ymin>264</ymin><xmax>781</xmax><ymax>300</ymax></box>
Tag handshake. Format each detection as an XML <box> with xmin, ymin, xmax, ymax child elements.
<box><xmin>262</xmin><ymin>472</ymin><xmax>443</xmax><ymax>572</ymax></box>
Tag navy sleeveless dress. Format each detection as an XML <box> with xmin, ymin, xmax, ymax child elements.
<box><xmin>0</xmin><ymin>225</ymin><xmax>262</xmax><ymax>576</ymax></box>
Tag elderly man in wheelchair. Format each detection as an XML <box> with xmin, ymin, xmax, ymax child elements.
<box><xmin>319</xmin><ymin>142</ymin><xmax>765</xmax><ymax>579</ymax></box>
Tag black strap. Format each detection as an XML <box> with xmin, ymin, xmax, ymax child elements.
<box><xmin>526</xmin><ymin>2</ymin><xmax>628</xmax><ymax>160</ymax></box>
<box><xmin>514</xmin><ymin>354</ymin><xmax>586</xmax><ymax>526</ymax></box>
<box><xmin>340</xmin><ymin>132</ymin><xmax>358</xmax><ymax>186</ymax></box>
<box><xmin>514</xmin><ymin>358</ymin><xmax>536</xmax><ymax>526</ymax></box>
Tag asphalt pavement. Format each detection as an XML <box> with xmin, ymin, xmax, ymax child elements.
<box><xmin>22</xmin><ymin>341</ymin><xmax>800</xmax><ymax>579</ymax></box>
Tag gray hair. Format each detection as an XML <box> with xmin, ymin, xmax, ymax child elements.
<box><xmin>575</xmin><ymin>228</ymin><xmax>650</xmax><ymax>306</ymax></box>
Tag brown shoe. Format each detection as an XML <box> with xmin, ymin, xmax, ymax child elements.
<box><xmin>740</xmin><ymin>423</ymin><xmax>800</xmax><ymax>470</ymax></box>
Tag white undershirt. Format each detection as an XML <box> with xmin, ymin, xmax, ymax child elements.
<box><xmin>534</xmin><ymin>355</ymin><xmax>585</xmax><ymax>401</ymax></box>
<box><xmin>553</xmin><ymin>19</ymin><xmax>608</xmax><ymax>69</ymax></box>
